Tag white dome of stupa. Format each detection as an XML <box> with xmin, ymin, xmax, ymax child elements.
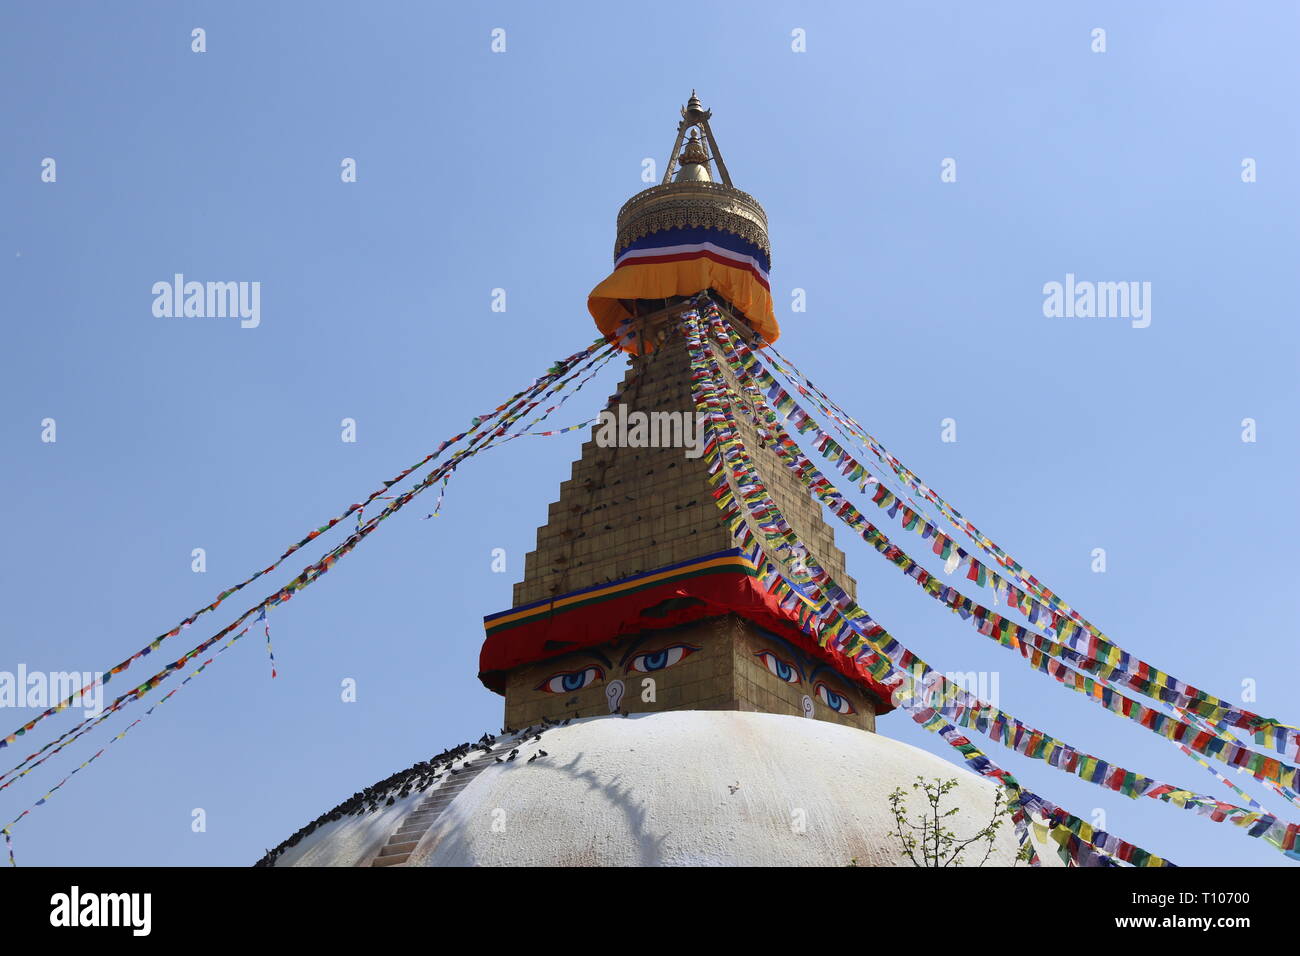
<box><xmin>266</xmin><ymin>711</ymin><xmax>1062</xmax><ymax>867</ymax></box>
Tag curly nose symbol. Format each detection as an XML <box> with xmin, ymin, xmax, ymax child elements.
<box><xmin>606</xmin><ymin>680</ymin><xmax>626</xmax><ymax>713</ymax></box>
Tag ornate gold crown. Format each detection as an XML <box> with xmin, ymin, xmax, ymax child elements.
<box><xmin>611</xmin><ymin>92</ymin><xmax>771</xmax><ymax>264</ymax></box>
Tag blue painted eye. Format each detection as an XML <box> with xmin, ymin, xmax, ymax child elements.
<box><xmin>536</xmin><ymin>666</ymin><xmax>604</xmax><ymax>694</ymax></box>
<box><xmin>814</xmin><ymin>681</ymin><xmax>856</xmax><ymax>715</ymax></box>
<box><xmin>755</xmin><ymin>650</ymin><xmax>801</xmax><ymax>684</ymax></box>
<box><xmin>626</xmin><ymin>644</ymin><xmax>700</xmax><ymax>673</ymax></box>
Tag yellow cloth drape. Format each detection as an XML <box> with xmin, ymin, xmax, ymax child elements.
<box><xmin>588</xmin><ymin>257</ymin><xmax>779</xmax><ymax>351</ymax></box>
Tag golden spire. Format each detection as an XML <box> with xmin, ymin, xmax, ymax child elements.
<box><xmin>660</xmin><ymin>90</ymin><xmax>733</xmax><ymax>188</ymax></box>
<box><xmin>683</xmin><ymin>89</ymin><xmax>705</xmax><ymax>119</ymax></box>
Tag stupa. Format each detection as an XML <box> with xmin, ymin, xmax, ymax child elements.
<box><xmin>259</xmin><ymin>94</ymin><xmax>1059</xmax><ymax>868</ymax></box>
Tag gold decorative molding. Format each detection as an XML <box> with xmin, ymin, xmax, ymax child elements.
<box><xmin>613</xmin><ymin>181</ymin><xmax>771</xmax><ymax>263</ymax></box>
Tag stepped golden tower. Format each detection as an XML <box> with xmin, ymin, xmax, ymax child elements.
<box><xmin>479</xmin><ymin>93</ymin><xmax>887</xmax><ymax>732</ymax></box>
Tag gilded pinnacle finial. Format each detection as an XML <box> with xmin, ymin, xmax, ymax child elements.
<box><xmin>664</xmin><ymin>90</ymin><xmax>731</xmax><ymax>188</ymax></box>
<box><xmin>683</xmin><ymin>90</ymin><xmax>708</xmax><ymax>122</ymax></box>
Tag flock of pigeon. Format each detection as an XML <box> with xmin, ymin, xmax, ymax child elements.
<box><xmin>253</xmin><ymin>715</ymin><xmax>575</xmax><ymax>866</ymax></box>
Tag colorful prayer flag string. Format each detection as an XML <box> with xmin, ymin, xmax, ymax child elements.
<box><xmin>0</xmin><ymin>334</ymin><xmax>628</xmax><ymax>848</ymax></box>
<box><xmin>687</xmin><ymin>303</ymin><xmax>1298</xmax><ymax>863</ymax></box>
<box><xmin>685</xmin><ymin>310</ymin><xmax>1143</xmax><ymax>865</ymax></box>
<box><xmin>258</xmin><ymin>608</ymin><xmax>277</xmax><ymax>679</ymax></box>
<box><xmin>760</xmin><ymin>336</ymin><xmax>1300</xmax><ymax>758</ymax></box>
<box><xmin>0</xmin><ymin>333</ymin><xmax>621</xmax><ymax>759</ymax></box>
<box><xmin>2</xmin><ymin>626</ymin><xmax>251</xmax><ymax>865</ymax></box>
<box><xmin>0</xmin><ymin>337</ymin><xmax>621</xmax><ymax>789</ymax></box>
<box><xmin>705</xmin><ymin>310</ymin><xmax>1300</xmax><ymax>795</ymax></box>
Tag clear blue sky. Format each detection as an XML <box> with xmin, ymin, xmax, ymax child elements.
<box><xmin>2</xmin><ymin>1</ymin><xmax>1296</xmax><ymax>866</ymax></box>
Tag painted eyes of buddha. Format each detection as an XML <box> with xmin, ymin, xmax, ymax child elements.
<box><xmin>536</xmin><ymin>643</ymin><xmax>701</xmax><ymax>692</ymax></box>
<box><xmin>814</xmin><ymin>681</ymin><xmax>856</xmax><ymax>715</ymax></box>
<box><xmin>536</xmin><ymin>666</ymin><xmax>605</xmax><ymax>694</ymax></box>
<box><xmin>754</xmin><ymin>649</ymin><xmax>856</xmax><ymax>714</ymax></box>
<box><xmin>754</xmin><ymin>649</ymin><xmax>801</xmax><ymax>684</ymax></box>
<box><xmin>626</xmin><ymin>644</ymin><xmax>700</xmax><ymax>673</ymax></box>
